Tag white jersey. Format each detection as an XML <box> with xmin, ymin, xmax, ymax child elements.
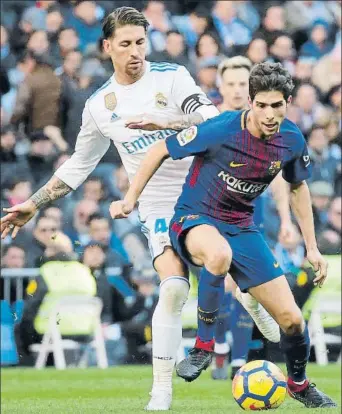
<box><xmin>55</xmin><ymin>61</ymin><xmax>219</xmax><ymax>221</ymax></box>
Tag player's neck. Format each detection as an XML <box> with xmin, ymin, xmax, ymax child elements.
<box><xmin>114</xmin><ymin>62</ymin><xmax>146</xmax><ymax>85</ymax></box>
<box><xmin>219</xmin><ymin>102</ymin><xmax>248</xmax><ymax>112</ymax></box>
<box><xmin>246</xmin><ymin>111</ymin><xmax>267</xmax><ymax>139</ymax></box>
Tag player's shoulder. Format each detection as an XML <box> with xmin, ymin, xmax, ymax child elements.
<box><xmin>279</xmin><ymin>118</ymin><xmax>306</xmax><ymax>148</ymax></box>
<box><xmin>149</xmin><ymin>61</ymin><xmax>180</xmax><ymax>73</ymax></box>
<box><xmin>211</xmin><ymin>110</ymin><xmax>243</xmax><ymax>129</ymax></box>
<box><xmin>87</xmin><ymin>76</ymin><xmax>114</xmax><ymax>112</ymax></box>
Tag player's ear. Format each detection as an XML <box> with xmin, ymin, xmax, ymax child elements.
<box><xmin>103</xmin><ymin>39</ymin><xmax>111</xmax><ymax>54</ymax></box>
<box><xmin>287</xmin><ymin>96</ymin><xmax>292</xmax><ymax>105</ymax></box>
<box><xmin>248</xmin><ymin>96</ymin><xmax>253</xmax><ymax>108</ymax></box>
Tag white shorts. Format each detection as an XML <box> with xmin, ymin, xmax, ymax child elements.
<box><xmin>140</xmin><ymin>215</ymin><xmax>174</xmax><ymax>263</ymax></box>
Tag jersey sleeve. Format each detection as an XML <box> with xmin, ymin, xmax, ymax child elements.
<box><xmin>54</xmin><ymin>101</ymin><xmax>110</xmax><ymax>189</ymax></box>
<box><xmin>165</xmin><ymin>115</ymin><xmax>226</xmax><ymax>160</ymax></box>
<box><xmin>171</xmin><ymin>66</ymin><xmax>219</xmax><ymax>121</ymax></box>
<box><xmin>282</xmin><ymin>138</ymin><xmax>312</xmax><ymax>184</ymax></box>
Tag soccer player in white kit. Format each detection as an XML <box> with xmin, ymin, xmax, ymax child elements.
<box><xmin>1</xmin><ymin>7</ymin><xmax>276</xmax><ymax>411</ymax></box>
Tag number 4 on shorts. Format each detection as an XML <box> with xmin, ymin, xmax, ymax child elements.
<box><xmin>155</xmin><ymin>218</ymin><xmax>168</xmax><ymax>233</ymax></box>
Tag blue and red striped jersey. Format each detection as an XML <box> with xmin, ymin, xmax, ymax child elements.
<box><xmin>166</xmin><ymin>110</ymin><xmax>311</xmax><ymax>226</ymax></box>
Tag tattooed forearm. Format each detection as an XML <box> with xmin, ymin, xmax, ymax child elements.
<box><xmin>29</xmin><ymin>175</ymin><xmax>72</xmax><ymax>209</ymax></box>
<box><xmin>167</xmin><ymin>112</ymin><xmax>204</xmax><ymax>130</ymax></box>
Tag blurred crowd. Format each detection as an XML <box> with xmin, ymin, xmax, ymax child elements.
<box><xmin>0</xmin><ymin>1</ymin><xmax>341</xmax><ymax>364</ymax></box>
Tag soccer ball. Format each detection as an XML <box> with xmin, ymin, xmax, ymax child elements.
<box><xmin>232</xmin><ymin>360</ymin><xmax>287</xmax><ymax>410</ymax></box>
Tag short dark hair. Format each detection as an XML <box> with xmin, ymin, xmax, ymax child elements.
<box><xmin>102</xmin><ymin>7</ymin><xmax>149</xmax><ymax>39</ymax></box>
<box><xmin>249</xmin><ymin>62</ymin><xmax>294</xmax><ymax>102</ymax></box>
<box><xmin>87</xmin><ymin>213</ymin><xmax>109</xmax><ymax>226</ymax></box>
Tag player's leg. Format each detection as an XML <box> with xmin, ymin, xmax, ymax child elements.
<box><xmin>143</xmin><ymin>218</ymin><xmax>190</xmax><ymax>411</ymax></box>
<box><xmin>176</xmin><ymin>224</ymin><xmax>232</xmax><ymax>382</ymax></box>
<box><xmin>212</xmin><ymin>276</ymin><xmax>232</xmax><ymax>380</ymax></box>
<box><xmin>249</xmin><ymin>277</ymin><xmax>337</xmax><ymax>408</ymax></box>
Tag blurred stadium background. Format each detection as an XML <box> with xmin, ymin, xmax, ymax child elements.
<box><xmin>0</xmin><ymin>0</ymin><xmax>341</xmax><ymax>411</ymax></box>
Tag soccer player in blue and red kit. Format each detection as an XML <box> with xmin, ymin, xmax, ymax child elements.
<box><xmin>110</xmin><ymin>62</ymin><xmax>336</xmax><ymax>408</ymax></box>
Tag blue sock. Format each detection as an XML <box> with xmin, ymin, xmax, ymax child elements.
<box><xmin>231</xmin><ymin>298</ymin><xmax>254</xmax><ymax>365</ymax></box>
<box><xmin>197</xmin><ymin>267</ymin><xmax>225</xmax><ymax>342</ymax></box>
<box><xmin>280</xmin><ymin>324</ymin><xmax>310</xmax><ymax>382</ymax></box>
<box><xmin>215</xmin><ymin>292</ymin><xmax>232</xmax><ymax>344</ymax></box>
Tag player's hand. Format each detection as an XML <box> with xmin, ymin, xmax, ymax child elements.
<box><xmin>109</xmin><ymin>200</ymin><xmax>134</xmax><ymax>219</ymax></box>
<box><xmin>1</xmin><ymin>200</ymin><xmax>37</xmax><ymax>239</ymax></box>
<box><xmin>125</xmin><ymin>114</ymin><xmax>168</xmax><ymax>131</ymax></box>
<box><xmin>306</xmin><ymin>247</ymin><xmax>328</xmax><ymax>288</ymax></box>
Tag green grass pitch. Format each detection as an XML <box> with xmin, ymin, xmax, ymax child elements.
<box><xmin>1</xmin><ymin>364</ymin><xmax>340</xmax><ymax>413</ymax></box>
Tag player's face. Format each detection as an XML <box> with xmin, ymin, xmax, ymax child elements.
<box><xmin>103</xmin><ymin>25</ymin><xmax>146</xmax><ymax>80</ymax></box>
<box><xmin>249</xmin><ymin>91</ymin><xmax>291</xmax><ymax>138</ymax></box>
<box><xmin>220</xmin><ymin>67</ymin><xmax>249</xmax><ymax>110</ymax></box>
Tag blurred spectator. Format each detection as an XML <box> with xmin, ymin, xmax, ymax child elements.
<box><xmin>64</xmin><ymin>1</ymin><xmax>102</xmax><ymax>53</ymax></box>
<box><xmin>60</xmin><ymin>58</ymin><xmax>106</xmax><ymax>148</ymax></box>
<box><xmin>0</xmin><ymin>125</ymin><xmax>32</xmax><ymax>187</ymax></box>
<box><xmin>149</xmin><ymin>30</ymin><xmax>194</xmax><ymax>74</ymax></box>
<box><xmin>27</xmin><ymin>30</ymin><xmax>50</xmax><ymax>57</ymax></box>
<box><xmin>172</xmin><ymin>6</ymin><xmax>215</xmax><ymax>51</ymax></box>
<box><xmin>1</xmin><ymin>25</ymin><xmax>17</xmax><ymax>71</ymax></box>
<box><xmin>269</xmin><ymin>32</ymin><xmax>296</xmax><ymax>74</ymax></box>
<box><xmin>245</xmin><ymin>36</ymin><xmax>268</xmax><ymax>64</ymax></box>
<box><xmin>312</xmin><ymin>44</ymin><xmax>341</xmax><ymax>94</ymax></box>
<box><xmin>45</xmin><ymin>7</ymin><xmax>64</xmax><ymax>47</ymax></box>
<box><xmin>309</xmin><ymin>181</ymin><xmax>334</xmax><ymax>233</ymax></box>
<box><xmin>196</xmin><ymin>57</ymin><xmax>221</xmax><ymax>106</ymax></box>
<box><xmin>39</xmin><ymin>205</ymin><xmax>64</xmax><ymax>232</ymax></box>
<box><xmin>318</xmin><ymin>197</ymin><xmax>342</xmax><ymax>254</ymax></box>
<box><xmin>294</xmin><ymin>83</ymin><xmax>327</xmax><ymax>134</ymax></box>
<box><xmin>255</xmin><ymin>5</ymin><xmax>286</xmax><ymax>46</ymax></box>
<box><xmin>10</xmin><ymin>51</ymin><xmax>62</xmax><ymax>135</ymax></box>
<box><xmin>307</xmin><ymin>125</ymin><xmax>341</xmax><ymax>185</ymax></box>
<box><xmin>194</xmin><ymin>32</ymin><xmax>224</xmax><ymax>63</ymax></box>
<box><xmin>293</xmin><ymin>56</ymin><xmax>315</xmax><ymax>87</ymax></box>
<box><xmin>274</xmin><ymin>225</ymin><xmax>305</xmax><ymax>273</ymax></box>
<box><xmin>27</xmin><ymin>130</ymin><xmax>58</xmax><ymax>186</ymax></box>
<box><xmin>143</xmin><ymin>0</ymin><xmax>172</xmax><ymax>54</ymax></box>
<box><xmin>24</xmin><ymin>216</ymin><xmax>59</xmax><ymax>267</ymax></box>
<box><xmin>87</xmin><ymin>213</ymin><xmax>130</xmax><ymax>266</ymax></box>
<box><xmin>65</xmin><ymin>199</ymin><xmax>99</xmax><ymax>250</ymax></box>
<box><xmin>53</xmin><ymin>28</ymin><xmax>80</xmax><ymax>69</ymax></box>
<box><xmin>56</xmin><ymin>50</ymin><xmax>82</xmax><ymax>93</ymax></box>
<box><xmin>0</xmin><ymin>67</ymin><xmax>10</xmax><ymax>96</ymax></box>
<box><xmin>211</xmin><ymin>0</ymin><xmax>251</xmax><ymax>50</ymax></box>
<box><xmin>0</xmin><ymin>244</ymin><xmax>26</xmax><ymax>303</ymax></box>
<box><xmin>2</xmin><ymin>177</ymin><xmax>32</xmax><ymax>208</ymax></box>
<box><xmin>299</xmin><ymin>19</ymin><xmax>334</xmax><ymax>59</ymax></box>
<box><xmin>234</xmin><ymin>1</ymin><xmax>260</xmax><ymax>33</ymax></box>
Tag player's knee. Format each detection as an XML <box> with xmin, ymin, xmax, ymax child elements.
<box><xmin>204</xmin><ymin>244</ymin><xmax>232</xmax><ymax>275</ymax></box>
<box><xmin>278</xmin><ymin>309</ymin><xmax>304</xmax><ymax>336</ymax></box>
<box><xmin>158</xmin><ymin>277</ymin><xmax>190</xmax><ymax>314</ymax></box>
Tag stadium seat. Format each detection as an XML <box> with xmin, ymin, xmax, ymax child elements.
<box><xmin>29</xmin><ymin>296</ymin><xmax>108</xmax><ymax>370</ymax></box>
<box><xmin>1</xmin><ymin>300</ymin><xmax>18</xmax><ymax>366</ymax></box>
<box><xmin>308</xmin><ymin>298</ymin><xmax>342</xmax><ymax>365</ymax></box>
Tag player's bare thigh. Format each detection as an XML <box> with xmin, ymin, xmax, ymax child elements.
<box><xmin>248</xmin><ymin>276</ymin><xmax>304</xmax><ymax>335</ymax></box>
<box><xmin>154</xmin><ymin>246</ymin><xmax>188</xmax><ymax>281</ymax></box>
<box><xmin>184</xmin><ymin>224</ymin><xmax>232</xmax><ymax>275</ymax></box>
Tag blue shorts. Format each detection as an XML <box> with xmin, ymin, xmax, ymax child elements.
<box><xmin>170</xmin><ymin>214</ymin><xmax>284</xmax><ymax>292</ymax></box>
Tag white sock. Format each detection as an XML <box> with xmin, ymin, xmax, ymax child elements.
<box><xmin>152</xmin><ymin>277</ymin><xmax>189</xmax><ymax>392</ymax></box>
<box><xmin>214</xmin><ymin>342</ymin><xmax>230</xmax><ymax>355</ymax></box>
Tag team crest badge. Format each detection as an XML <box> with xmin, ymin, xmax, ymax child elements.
<box><xmin>155</xmin><ymin>92</ymin><xmax>168</xmax><ymax>109</ymax></box>
<box><xmin>177</xmin><ymin>126</ymin><xmax>198</xmax><ymax>146</ymax></box>
<box><xmin>269</xmin><ymin>160</ymin><xmax>282</xmax><ymax>174</ymax></box>
<box><xmin>104</xmin><ymin>92</ymin><xmax>117</xmax><ymax>111</ymax></box>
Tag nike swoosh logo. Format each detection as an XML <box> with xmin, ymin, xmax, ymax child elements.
<box><xmin>230</xmin><ymin>161</ymin><xmax>247</xmax><ymax>168</ymax></box>
<box><xmin>274</xmin><ymin>262</ymin><xmax>280</xmax><ymax>268</ymax></box>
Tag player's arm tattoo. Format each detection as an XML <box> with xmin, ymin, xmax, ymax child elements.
<box><xmin>29</xmin><ymin>175</ymin><xmax>72</xmax><ymax>209</ymax></box>
<box><xmin>166</xmin><ymin>112</ymin><xmax>204</xmax><ymax>130</ymax></box>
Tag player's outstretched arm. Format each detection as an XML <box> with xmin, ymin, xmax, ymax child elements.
<box><xmin>110</xmin><ymin>141</ymin><xmax>170</xmax><ymax>219</ymax></box>
<box><xmin>289</xmin><ymin>180</ymin><xmax>328</xmax><ymax>287</ymax></box>
<box><xmin>270</xmin><ymin>173</ymin><xmax>297</xmax><ymax>244</ymax></box>
<box><xmin>1</xmin><ymin>175</ymin><xmax>72</xmax><ymax>239</ymax></box>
